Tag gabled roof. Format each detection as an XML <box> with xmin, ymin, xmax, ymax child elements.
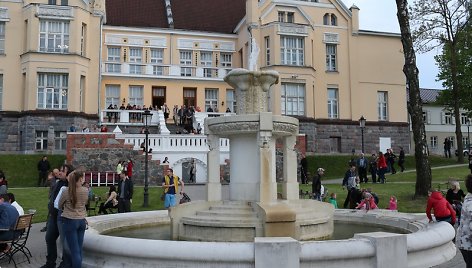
<box><xmin>407</xmin><ymin>88</ymin><xmax>442</xmax><ymax>104</ymax></box>
<box><xmin>105</xmin><ymin>0</ymin><xmax>246</xmax><ymax>34</ymax></box>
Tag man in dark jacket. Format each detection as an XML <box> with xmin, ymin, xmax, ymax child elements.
<box><xmin>312</xmin><ymin>168</ymin><xmax>324</xmax><ymax>201</ymax></box>
<box><xmin>117</xmin><ymin>171</ymin><xmax>134</xmax><ymax>213</ymax></box>
<box><xmin>356</xmin><ymin>153</ymin><xmax>368</xmax><ymax>183</ymax></box>
<box><xmin>37</xmin><ymin>156</ymin><xmax>50</xmax><ymax>187</ymax></box>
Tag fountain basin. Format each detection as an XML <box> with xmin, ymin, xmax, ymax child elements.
<box><xmin>82</xmin><ymin>210</ymin><xmax>456</xmax><ymax>268</ymax></box>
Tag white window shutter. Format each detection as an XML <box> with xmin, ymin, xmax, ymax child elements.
<box><xmin>440</xmin><ymin>112</ymin><xmax>445</xmax><ymax>124</ymax></box>
<box><xmin>427</xmin><ymin>111</ymin><xmax>431</xmax><ymax>124</ymax></box>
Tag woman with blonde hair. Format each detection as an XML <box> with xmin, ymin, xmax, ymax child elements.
<box><xmin>446</xmin><ymin>180</ymin><xmax>466</xmax><ymax>223</ymax></box>
<box><xmin>59</xmin><ymin>171</ymin><xmax>88</xmax><ymax>268</ymax></box>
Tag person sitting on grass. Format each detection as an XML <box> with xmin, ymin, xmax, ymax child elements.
<box><xmin>356</xmin><ymin>192</ymin><xmax>378</xmax><ymax>211</ymax></box>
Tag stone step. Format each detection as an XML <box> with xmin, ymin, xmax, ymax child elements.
<box><xmin>196</xmin><ymin>210</ymin><xmax>257</xmax><ymax>218</ymax></box>
<box><xmin>209</xmin><ymin>204</ymin><xmax>254</xmax><ymax>211</ymax></box>
<box><xmin>181</xmin><ymin>215</ymin><xmax>261</xmax><ymax>228</ymax></box>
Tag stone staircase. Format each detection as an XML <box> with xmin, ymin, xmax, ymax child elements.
<box><xmin>179</xmin><ymin>201</ymin><xmax>262</xmax><ymax>241</ymax></box>
<box><xmin>165</xmin><ymin>123</ymin><xmax>187</xmax><ymax>134</ymax></box>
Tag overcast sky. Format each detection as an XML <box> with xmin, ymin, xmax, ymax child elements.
<box><xmin>341</xmin><ymin>0</ymin><xmax>443</xmax><ymax>89</ymax></box>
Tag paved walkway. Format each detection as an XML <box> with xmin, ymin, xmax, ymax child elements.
<box><xmin>0</xmin><ymin>221</ymin><xmax>464</xmax><ymax>268</ymax></box>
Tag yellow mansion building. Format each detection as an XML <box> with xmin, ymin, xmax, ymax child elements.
<box><xmin>0</xmin><ymin>0</ymin><xmax>409</xmax><ymax>154</ymax></box>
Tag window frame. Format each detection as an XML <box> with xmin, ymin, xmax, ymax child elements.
<box><xmin>37</xmin><ymin>73</ymin><xmax>69</xmax><ymax>110</ymax></box>
<box><xmin>280</xmin><ymin>36</ymin><xmax>304</xmax><ymax>66</ymax></box>
<box><xmin>205</xmin><ymin>88</ymin><xmax>219</xmax><ymax>112</ymax></box>
<box><xmin>128</xmin><ymin>85</ymin><xmax>144</xmax><ymax>106</ymax></box>
<box><xmin>180</xmin><ymin>50</ymin><xmax>193</xmax><ymax>76</ymax></box>
<box><xmin>226</xmin><ymin>89</ymin><xmax>236</xmax><ymax>113</ymax></box>
<box><xmin>326</xmin><ymin>44</ymin><xmax>337</xmax><ymax>71</ymax></box>
<box><xmin>105</xmin><ymin>85</ymin><xmax>120</xmax><ymax>107</ymax></box>
<box><xmin>327</xmin><ymin>88</ymin><xmax>339</xmax><ymax>119</ymax></box>
<box><xmin>0</xmin><ymin>22</ymin><xmax>5</xmax><ymax>54</ymax></box>
<box><xmin>54</xmin><ymin>131</ymin><xmax>67</xmax><ymax>150</ymax></box>
<box><xmin>200</xmin><ymin>51</ymin><xmax>213</xmax><ymax>78</ymax></box>
<box><xmin>0</xmin><ymin>74</ymin><xmax>3</xmax><ymax>110</ymax></box>
<box><xmin>430</xmin><ymin>136</ymin><xmax>438</xmax><ymax>149</ymax></box>
<box><xmin>36</xmin><ymin>131</ymin><xmax>48</xmax><ymax>151</ymax></box>
<box><xmin>377</xmin><ymin>91</ymin><xmax>389</xmax><ymax>121</ymax></box>
<box><xmin>281</xmin><ymin>83</ymin><xmax>305</xmax><ymax>116</ymax></box>
<box><xmin>39</xmin><ymin>20</ymin><xmax>70</xmax><ymax>53</ymax></box>
<box><xmin>265</xmin><ymin>36</ymin><xmax>270</xmax><ymax>66</ymax></box>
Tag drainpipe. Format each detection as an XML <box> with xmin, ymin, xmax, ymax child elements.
<box><xmin>97</xmin><ymin>15</ymin><xmax>104</xmax><ymax>123</ymax></box>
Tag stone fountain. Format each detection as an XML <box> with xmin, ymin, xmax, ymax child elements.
<box><xmin>169</xmin><ymin>67</ymin><xmax>334</xmax><ymax>242</ymax></box>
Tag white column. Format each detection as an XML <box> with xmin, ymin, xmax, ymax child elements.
<box><xmin>206</xmin><ymin>134</ymin><xmax>222</xmax><ymax>201</ymax></box>
<box><xmin>282</xmin><ymin>135</ymin><xmax>299</xmax><ymax>200</ymax></box>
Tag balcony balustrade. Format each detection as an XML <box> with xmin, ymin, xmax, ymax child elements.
<box><xmin>103</xmin><ymin>62</ymin><xmax>232</xmax><ymax>79</ymax></box>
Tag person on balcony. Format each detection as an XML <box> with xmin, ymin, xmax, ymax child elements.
<box><xmin>163</xmin><ymin>103</ymin><xmax>170</xmax><ymax>122</ymax></box>
<box><xmin>207</xmin><ymin>106</ymin><xmax>213</xmax><ymax>112</ymax></box>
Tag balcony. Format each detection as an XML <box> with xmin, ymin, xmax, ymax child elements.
<box><xmin>36</xmin><ymin>5</ymin><xmax>73</xmax><ymax>20</ymax></box>
<box><xmin>103</xmin><ymin>62</ymin><xmax>232</xmax><ymax>80</ymax></box>
<box><xmin>100</xmin><ymin>110</ymin><xmax>169</xmax><ymax>134</ymax></box>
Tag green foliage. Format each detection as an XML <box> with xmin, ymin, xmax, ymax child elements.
<box><xmin>0</xmin><ymin>155</ymin><xmax>66</xmax><ymax>187</ymax></box>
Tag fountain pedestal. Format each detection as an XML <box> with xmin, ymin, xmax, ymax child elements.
<box><xmin>170</xmin><ymin>69</ymin><xmax>334</xmax><ymax>242</ymax></box>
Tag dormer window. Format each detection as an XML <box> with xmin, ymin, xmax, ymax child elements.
<box><xmin>278</xmin><ymin>11</ymin><xmax>295</xmax><ymax>23</ymax></box>
<box><xmin>323</xmin><ymin>13</ymin><xmax>337</xmax><ymax>26</ymax></box>
<box><xmin>48</xmin><ymin>0</ymin><xmax>68</xmax><ymax>5</ymax></box>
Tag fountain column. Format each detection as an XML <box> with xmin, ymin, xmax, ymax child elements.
<box><xmin>206</xmin><ymin>133</ymin><xmax>222</xmax><ymax>201</ymax></box>
<box><xmin>282</xmin><ymin>135</ymin><xmax>299</xmax><ymax>200</ymax></box>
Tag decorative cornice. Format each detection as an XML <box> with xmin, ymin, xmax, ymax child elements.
<box><xmin>0</xmin><ymin>110</ymin><xmax>99</xmax><ymax>120</ymax></box>
<box><xmin>36</xmin><ymin>5</ymin><xmax>74</xmax><ymax>20</ymax></box>
<box><xmin>294</xmin><ymin>116</ymin><xmax>409</xmax><ymax>127</ymax></box>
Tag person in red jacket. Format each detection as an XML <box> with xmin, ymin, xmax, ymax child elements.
<box><xmin>127</xmin><ymin>159</ymin><xmax>133</xmax><ymax>179</ymax></box>
<box><xmin>426</xmin><ymin>189</ymin><xmax>456</xmax><ymax>225</ymax></box>
<box><xmin>377</xmin><ymin>152</ymin><xmax>388</xmax><ymax>184</ymax></box>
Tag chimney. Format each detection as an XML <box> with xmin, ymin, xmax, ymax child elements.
<box><xmin>246</xmin><ymin>0</ymin><xmax>258</xmax><ymax>26</ymax></box>
<box><xmin>350</xmin><ymin>5</ymin><xmax>359</xmax><ymax>35</ymax></box>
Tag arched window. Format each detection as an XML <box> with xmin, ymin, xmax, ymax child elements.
<box><xmin>331</xmin><ymin>14</ymin><xmax>337</xmax><ymax>26</ymax></box>
<box><xmin>323</xmin><ymin>13</ymin><xmax>330</xmax><ymax>25</ymax></box>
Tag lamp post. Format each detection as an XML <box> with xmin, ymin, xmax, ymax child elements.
<box><xmin>142</xmin><ymin>109</ymin><xmax>152</xmax><ymax>207</ymax></box>
<box><xmin>359</xmin><ymin>116</ymin><xmax>366</xmax><ymax>153</ymax></box>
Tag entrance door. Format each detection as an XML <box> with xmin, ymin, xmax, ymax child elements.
<box><xmin>152</xmin><ymin>87</ymin><xmax>165</xmax><ymax>110</ymax></box>
<box><xmin>329</xmin><ymin>137</ymin><xmax>341</xmax><ymax>153</ymax></box>
<box><xmin>183</xmin><ymin>88</ymin><xmax>196</xmax><ymax>107</ymax></box>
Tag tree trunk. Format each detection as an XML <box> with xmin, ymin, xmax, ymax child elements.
<box><xmin>395</xmin><ymin>0</ymin><xmax>432</xmax><ymax>197</ymax></box>
<box><xmin>449</xmin><ymin>42</ymin><xmax>464</xmax><ymax>163</ymax></box>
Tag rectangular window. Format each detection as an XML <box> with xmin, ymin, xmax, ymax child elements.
<box><xmin>278</xmin><ymin>12</ymin><xmax>285</xmax><ymax>22</ymax></box>
<box><xmin>326</xmin><ymin>44</ymin><xmax>337</xmax><ymax>71</ymax></box>
<box><xmin>48</xmin><ymin>0</ymin><xmax>56</xmax><ymax>4</ymax></box>
<box><xmin>327</xmin><ymin>88</ymin><xmax>338</xmax><ymax>119</ymax></box>
<box><xmin>281</xmin><ymin>83</ymin><xmax>305</xmax><ymax>116</ymax></box>
<box><xmin>0</xmin><ymin>74</ymin><xmax>3</xmax><ymax>110</ymax></box>
<box><xmin>220</xmin><ymin>53</ymin><xmax>232</xmax><ymax>67</ymax></box>
<box><xmin>129</xmin><ymin>86</ymin><xmax>143</xmax><ymax>106</ymax></box>
<box><xmin>107</xmin><ymin>47</ymin><xmax>121</xmax><ymax>62</ymax></box>
<box><xmin>280</xmin><ymin>36</ymin><xmax>304</xmax><ymax>66</ymax></box>
<box><xmin>200</xmin><ymin>51</ymin><xmax>213</xmax><ymax>77</ymax></box>
<box><xmin>129</xmin><ymin>48</ymin><xmax>142</xmax><ymax>74</ymax></box>
<box><xmin>423</xmin><ymin>111</ymin><xmax>427</xmax><ymax>123</ymax></box>
<box><xmin>265</xmin><ymin>36</ymin><xmax>270</xmax><ymax>66</ymax></box>
<box><xmin>463</xmin><ymin>137</ymin><xmax>469</xmax><ymax>147</ymax></box>
<box><xmin>205</xmin><ymin>89</ymin><xmax>218</xmax><ymax>112</ymax></box>
<box><xmin>80</xmin><ymin>23</ymin><xmax>86</xmax><ymax>56</ymax></box>
<box><xmin>37</xmin><ymin>73</ymin><xmax>68</xmax><ymax>109</ymax></box>
<box><xmin>150</xmin><ymin>48</ymin><xmax>163</xmax><ymax>75</ymax></box>
<box><xmin>430</xmin><ymin>136</ymin><xmax>437</xmax><ymax>149</ymax></box>
<box><xmin>55</xmin><ymin>131</ymin><xmax>67</xmax><ymax>150</ymax></box>
<box><xmin>378</xmin><ymin>91</ymin><xmax>388</xmax><ymax>121</ymax></box>
<box><xmin>445</xmin><ymin>112</ymin><xmax>453</xmax><ymax>125</ymax></box>
<box><xmin>449</xmin><ymin>136</ymin><xmax>455</xmax><ymax>148</ymax></box>
<box><xmin>226</xmin><ymin>89</ymin><xmax>236</xmax><ymax>113</ymax></box>
<box><xmin>105</xmin><ymin>85</ymin><xmax>120</xmax><ymax>107</ymax></box>
<box><xmin>180</xmin><ymin>50</ymin><xmax>192</xmax><ymax>76</ymax></box>
<box><xmin>61</xmin><ymin>0</ymin><xmax>68</xmax><ymax>5</ymax></box>
<box><xmin>287</xmin><ymin>12</ymin><xmax>294</xmax><ymax>23</ymax></box>
<box><xmin>0</xmin><ymin>22</ymin><xmax>5</xmax><ymax>54</ymax></box>
<box><xmin>39</xmin><ymin>20</ymin><xmax>70</xmax><ymax>53</ymax></box>
<box><xmin>461</xmin><ymin>113</ymin><xmax>468</xmax><ymax>125</ymax></box>
<box><xmin>36</xmin><ymin>131</ymin><xmax>48</xmax><ymax>150</ymax></box>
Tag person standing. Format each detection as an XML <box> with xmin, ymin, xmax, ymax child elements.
<box><xmin>59</xmin><ymin>171</ymin><xmax>88</xmax><ymax>268</ymax></box>
<box><xmin>444</xmin><ymin>138</ymin><xmax>452</xmax><ymax>158</ymax></box>
<box><xmin>189</xmin><ymin>160</ymin><xmax>196</xmax><ymax>183</ymax></box>
<box><xmin>300</xmin><ymin>155</ymin><xmax>308</xmax><ymax>185</ymax></box>
<box><xmin>446</xmin><ymin>181</ymin><xmax>466</xmax><ymax>223</ymax></box>
<box><xmin>377</xmin><ymin>152</ymin><xmax>387</xmax><ymax>184</ymax></box>
<box><xmin>162</xmin><ymin>168</ymin><xmax>184</xmax><ymax>211</ymax></box>
<box><xmin>117</xmin><ymin>171</ymin><xmax>133</xmax><ymax>213</ymax></box>
<box><xmin>469</xmin><ymin>154</ymin><xmax>472</xmax><ymax>174</ymax></box>
<box><xmin>312</xmin><ymin>168</ymin><xmax>324</xmax><ymax>201</ymax></box>
<box><xmin>356</xmin><ymin>153</ymin><xmax>368</xmax><ymax>183</ymax></box>
<box><xmin>398</xmin><ymin>147</ymin><xmax>405</xmax><ymax>172</ymax></box>
<box><xmin>127</xmin><ymin>159</ymin><xmax>134</xmax><ymax>180</ymax></box>
<box><xmin>163</xmin><ymin>103</ymin><xmax>170</xmax><ymax>122</ymax></box>
<box><xmin>456</xmin><ymin>174</ymin><xmax>472</xmax><ymax>267</ymax></box>
<box><xmin>369</xmin><ymin>154</ymin><xmax>378</xmax><ymax>183</ymax></box>
<box><xmin>342</xmin><ymin>164</ymin><xmax>358</xmax><ymax>209</ymax></box>
<box><xmin>116</xmin><ymin>161</ymin><xmax>123</xmax><ymax>175</ymax></box>
<box><xmin>38</xmin><ymin>156</ymin><xmax>51</xmax><ymax>187</ymax></box>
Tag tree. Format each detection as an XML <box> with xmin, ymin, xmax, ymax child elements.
<box><xmin>435</xmin><ymin>24</ymin><xmax>472</xmax><ymax>120</ymax></box>
<box><xmin>410</xmin><ymin>0</ymin><xmax>471</xmax><ymax>163</ymax></box>
<box><xmin>395</xmin><ymin>0</ymin><xmax>432</xmax><ymax>197</ymax></box>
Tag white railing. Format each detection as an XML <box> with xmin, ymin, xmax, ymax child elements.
<box><xmin>103</xmin><ymin>63</ymin><xmax>232</xmax><ymax>79</ymax></box>
<box><xmin>100</xmin><ymin>109</ymin><xmax>161</xmax><ymax>126</ymax></box>
<box><xmin>83</xmin><ymin>171</ymin><xmax>119</xmax><ymax>187</ymax></box>
<box><xmin>118</xmin><ymin>134</ymin><xmax>229</xmax><ymax>152</ymax></box>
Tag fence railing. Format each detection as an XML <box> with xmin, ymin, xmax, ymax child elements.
<box><xmin>83</xmin><ymin>171</ymin><xmax>120</xmax><ymax>187</ymax></box>
<box><xmin>117</xmin><ymin>134</ymin><xmax>230</xmax><ymax>152</ymax></box>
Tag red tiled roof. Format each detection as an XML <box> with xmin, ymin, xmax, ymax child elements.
<box><xmin>105</xmin><ymin>0</ymin><xmax>246</xmax><ymax>34</ymax></box>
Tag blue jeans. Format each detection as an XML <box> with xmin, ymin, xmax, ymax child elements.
<box><xmin>62</xmin><ymin>218</ymin><xmax>86</xmax><ymax>268</ymax></box>
<box><xmin>164</xmin><ymin>194</ymin><xmax>176</xmax><ymax>208</ymax></box>
<box><xmin>44</xmin><ymin>213</ymin><xmax>59</xmax><ymax>267</ymax></box>
<box><xmin>58</xmin><ymin>212</ymin><xmax>72</xmax><ymax>268</ymax></box>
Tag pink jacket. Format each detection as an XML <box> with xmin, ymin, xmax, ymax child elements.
<box><xmin>388</xmin><ymin>198</ymin><xmax>397</xmax><ymax>210</ymax></box>
<box><xmin>356</xmin><ymin>197</ymin><xmax>378</xmax><ymax>210</ymax></box>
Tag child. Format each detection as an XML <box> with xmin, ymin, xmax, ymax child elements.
<box><xmin>328</xmin><ymin>192</ymin><xmax>338</xmax><ymax>209</ymax></box>
<box><xmin>388</xmin><ymin>196</ymin><xmax>398</xmax><ymax>210</ymax></box>
<box><xmin>356</xmin><ymin>192</ymin><xmax>378</xmax><ymax>211</ymax></box>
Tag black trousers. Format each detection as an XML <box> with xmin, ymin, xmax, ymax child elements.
<box><xmin>118</xmin><ymin>198</ymin><xmax>131</xmax><ymax>213</ymax></box>
<box><xmin>358</xmin><ymin>167</ymin><xmax>367</xmax><ymax>183</ymax></box>
<box><xmin>461</xmin><ymin>249</ymin><xmax>472</xmax><ymax>268</ymax></box>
